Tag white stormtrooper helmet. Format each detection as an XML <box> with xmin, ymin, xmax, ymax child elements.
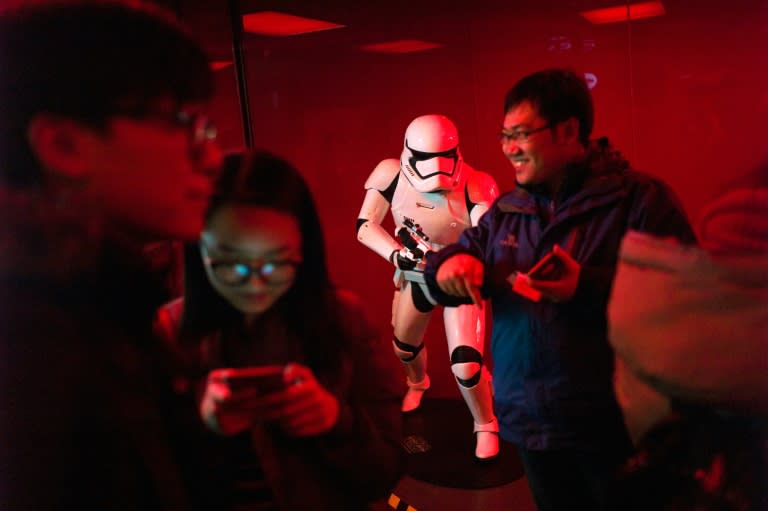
<box><xmin>400</xmin><ymin>114</ymin><xmax>464</xmax><ymax>192</ymax></box>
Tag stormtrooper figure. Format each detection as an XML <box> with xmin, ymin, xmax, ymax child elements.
<box><xmin>356</xmin><ymin>114</ymin><xmax>500</xmax><ymax>460</ymax></box>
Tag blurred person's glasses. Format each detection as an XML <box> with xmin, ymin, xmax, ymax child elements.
<box><xmin>175</xmin><ymin>110</ymin><xmax>217</xmax><ymax>145</ymax></box>
<box><xmin>113</xmin><ymin>107</ymin><xmax>217</xmax><ymax>145</ymax></box>
<box><xmin>497</xmin><ymin>124</ymin><xmax>552</xmax><ymax>145</ymax></box>
<box><xmin>200</xmin><ymin>243</ymin><xmax>301</xmax><ymax>286</ymax></box>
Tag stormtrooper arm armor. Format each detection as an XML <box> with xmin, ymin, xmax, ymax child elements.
<box><xmin>356</xmin><ymin>159</ymin><xmax>402</xmax><ymax>263</ymax></box>
<box><xmin>466</xmin><ymin>169</ymin><xmax>500</xmax><ymax>227</ymax></box>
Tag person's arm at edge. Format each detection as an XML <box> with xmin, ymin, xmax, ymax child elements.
<box><xmin>423</xmin><ymin>206</ymin><xmax>494</xmax><ymax>306</ymax></box>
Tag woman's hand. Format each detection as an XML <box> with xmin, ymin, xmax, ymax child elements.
<box><xmin>263</xmin><ymin>363</ymin><xmax>341</xmax><ymax>437</ymax></box>
<box><xmin>200</xmin><ymin>364</ymin><xmax>341</xmax><ymax>438</ymax></box>
<box><xmin>199</xmin><ymin>369</ymin><xmax>262</xmax><ymax>436</ymax></box>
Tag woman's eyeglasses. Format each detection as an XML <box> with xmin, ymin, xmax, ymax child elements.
<box><xmin>201</xmin><ymin>244</ymin><xmax>301</xmax><ymax>286</ymax></box>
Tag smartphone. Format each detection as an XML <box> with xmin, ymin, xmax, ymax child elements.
<box><xmin>218</xmin><ymin>365</ymin><xmax>286</xmax><ymax>394</ymax></box>
<box><xmin>508</xmin><ymin>272</ymin><xmax>542</xmax><ymax>302</ymax></box>
<box><xmin>526</xmin><ymin>251</ymin><xmax>564</xmax><ymax>281</ymax></box>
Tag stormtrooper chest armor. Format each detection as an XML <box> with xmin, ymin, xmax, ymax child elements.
<box><xmin>390</xmin><ymin>173</ymin><xmax>471</xmax><ymax>248</ymax></box>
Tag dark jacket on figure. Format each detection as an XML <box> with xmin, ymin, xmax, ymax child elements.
<box><xmin>424</xmin><ymin>139</ymin><xmax>696</xmax><ymax>452</ymax></box>
<box><xmin>154</xmin><ymin>290</ymin><xmax>405</xmax><ymax>511</ymax></box>
<box><xmin>0</xmin><ymin>189</ymin><xmax>190</xmax><ymax>510</ymax></box>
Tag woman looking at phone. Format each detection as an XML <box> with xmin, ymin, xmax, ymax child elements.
<box><xmin>154</xmin><ymin>150</ymin><xmax>404</xmax><ymax>510</ymax></box>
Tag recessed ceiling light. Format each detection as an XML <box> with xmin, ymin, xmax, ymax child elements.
<box><xmin>580</xmin><ymin>1</ymin><xmax>665</xmax><ymax>24</ymax></box>
<box><xmin>242</xmin><ymin>11</ymin><xmax>345</xmax><ymax>36</ymax></box>
<box><xmin>360</xmin><ymin>39</ymin><xmax>444</xmax><ymax>54</ymax></box>
<box><xmin>210</xmin><ymin>60</ymin><xmax>233</xmax><ymax>71</ymax></box>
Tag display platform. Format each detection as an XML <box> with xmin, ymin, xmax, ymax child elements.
<box><xmin>401</xmin><ymin>398</ymin><xmax>524</xmax><ymax>489</ymax></box>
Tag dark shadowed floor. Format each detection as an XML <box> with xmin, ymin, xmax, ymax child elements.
<box><xmin>373</xmin><ymin>398</ymin><xmax>536</xmax><ymax>511</ymax></box>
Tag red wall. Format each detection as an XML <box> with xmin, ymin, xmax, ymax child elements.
<box><xmin>196</xmin><ymin>0</ymin><xmax>768</xmax><ymax>398</ymax></box>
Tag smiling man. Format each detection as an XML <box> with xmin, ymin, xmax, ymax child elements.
<box><xmin>423</xmin><ymin>68</ymin><xmax>696</xmax><ymax>511</ymax></box>
<box><xmin>0</xmin><ymin>2</ymin><xmax>221</xmax><ymax>509</ymax></box>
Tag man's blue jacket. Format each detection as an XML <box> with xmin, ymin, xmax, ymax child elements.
<box><xmin>424</xmin><ymin>139</ymin><xmax>696</xmax><ymax>451</ymax></box>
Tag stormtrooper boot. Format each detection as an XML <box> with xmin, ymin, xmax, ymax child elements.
<box><xmin>473</xmin><ymin>417</ymin><xmax>500</xmax><ymax>461</ymax></box>
<box><xmin>396</xmin><ymin>343</ymin><xmax>429</xmax><ymax>413</ymax></box>
<box><xmin>402</xmin><ymin>373</ymin><xmax>430</xmax><ymax>413</ymax></box>
<box><xmin>458</xmin><ymin>367</ymin><xmax>500</xmax><ymax>460</ymax></box>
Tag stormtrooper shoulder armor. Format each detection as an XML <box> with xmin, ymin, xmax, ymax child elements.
<box><xmin>466</xmin><ymin>168</ymin><xmax>500</xmax><ymax>206</ymax></box>
<box><xmin>364</xmin><ymin>159</ymin><xmax>401</xmax><ymax>192</ymax></box>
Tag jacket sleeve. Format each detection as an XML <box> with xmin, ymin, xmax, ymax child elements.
<box><xmin>423</xmin><ymin>205</ymin><xmax>495</xmax><ymax>306</ymax></box>
<box><xmin>627</xmin><ymin>176</ymin><xmax>697</xmax><ymax>244</ymax></box>
<box><xmin>313</xmin><ymin>291</ymin><xmax>406</xmax><ymax>499</ymax></box>
<box><xmin>574</xmin><ymin>175</ymin><xmax>696</xmax><ymax>305</ymax></box>
<box><xmin>572</xmin><ymin>264</ymin><xmax>617</xmax><ymax>306</ymax></box>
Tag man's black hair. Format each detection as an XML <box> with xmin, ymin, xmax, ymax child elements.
<box><xmin>503</xmin><ymin>68</ymin><xmax>594</xmax><ymax>147</ymax></box>
<box><xmin>0</xmin><ymin>0</ymin><xmax>213</xmax><ymax>187</ymax></box>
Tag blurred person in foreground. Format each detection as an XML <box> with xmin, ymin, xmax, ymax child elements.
<box><xmin>609</xmin><ymin>161</ymin><xmax>768</xmax><ymax>510</ymax></box>
<box><xmin>0</xmin><ymin>1</ymin><xmax>221</xmax><ymax>509</ymax></box>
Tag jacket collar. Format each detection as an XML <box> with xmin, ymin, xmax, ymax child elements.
<box><xmin>498</xmin><ymin>137</ymin><xmax>630</xmax><ymax>215</ymax></box>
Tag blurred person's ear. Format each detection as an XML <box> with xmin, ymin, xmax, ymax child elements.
<box><xmin>556</xmin><ymin>117</ymin><xmax>580</xmax><ymax>145</ymax></box>
<box><xmin>27</xmin><ymin>114</ymin><xmax>95</xmax><ymax>181</ymax></box>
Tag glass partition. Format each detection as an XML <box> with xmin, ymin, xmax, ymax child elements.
<box><xmin>186</xmin><ymin>0</ymin><xmax>767</xmax><ymax>396</ymax></box>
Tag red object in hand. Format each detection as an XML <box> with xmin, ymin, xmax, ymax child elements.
<box><xmin>526</xmin><ymin>251</ymin><xmax>565</xmax><ymax>280</ymax></box>
<box><xmin>217</xmin><ymin>365</ymin><xmax>286</xmax><ymax>394</ymax></box>
<box><xmin>508</xmin><ymin>251</ymin><xmax>565</xmax><ymax>302</ymax></box>
<box><xmin>508</xmin><ymin>273</ymin><xmax>542</xmax><ymax>302</ymax></box>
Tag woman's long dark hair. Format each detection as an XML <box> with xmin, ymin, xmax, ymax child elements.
<box><xmin>179</xmin><ymin>150</ymin><xmax>344</xmax><ymax>371</ymax></box>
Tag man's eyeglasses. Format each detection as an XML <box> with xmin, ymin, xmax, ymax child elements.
<box><xmin>114</xmin><ymin>107</ymin><xmax>217</xmax><ymax>145</ymax></box>
<box><xmin>497</xmin><ymin>124</ymin><xmax>552</xmax><ymax>145</ymax></box>
<box><xmin>175</xmin><ymin>111</ymin><xmax>217</xmax><ymax>145</ymax></box>
<box><xmin>201</xmin><ymin>244</ymin><xmax>301</xmax><ymax>286</ymax></box>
